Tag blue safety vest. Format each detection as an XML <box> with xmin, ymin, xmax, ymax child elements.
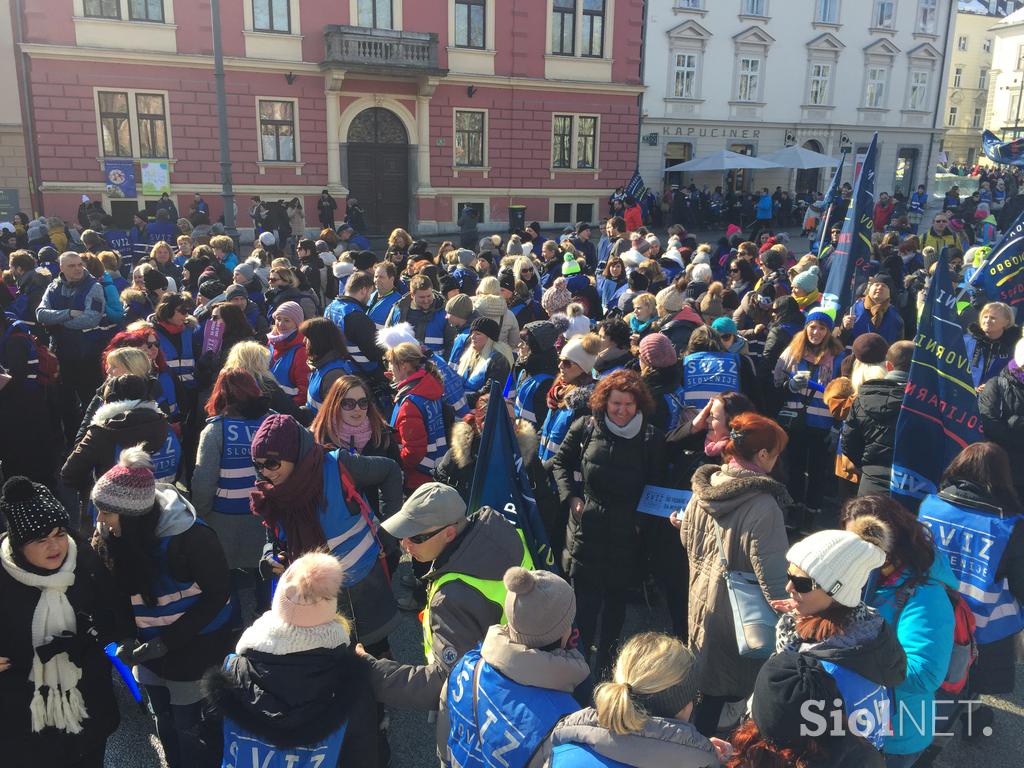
<box><xmin>462</xmin><ymin>350</ymin><xmax>505</xmax><ymax>395</ymax></box>
<box><xmin>306</xmin><ymin>358</ymin><xmax>353</xmax><ymax>413</ymax></box>
<box><xmin>447</xmin><ymin>647</ymin><xmax>579</xmax><ymax>768</ymax></box>
<box><xmin>663</xmin><ymin>387</ymin><xmax>687</xmax><ymax>432</ymax></box>
<box><xmin>909</xmin><ymin>192</ymin><xmax>928</xmax><ymax>215</ymax></box>
<box><xmin>269</xmin><ymin>341</ymin><xmax>301</xmax><ymax>398</ymax></box>
<box><xmin>432</xmin><ymin>352</ymin><xmax>470</xmax><ymax>417</ymax></box>
<box><xmin>43</xmin><ymin>274</ymin><xmax>105</xmax><ymax>358</ymax></box>
<box><xmin>515</xmin><ymin>372</ymin><xmax>554</xmax><ymax>425</ymax></box>
<box><xmin>818</xmin><ymin>660</ymin><xmax>890</xmax><ymax>750</ymax></box>
<box><xmin>158</xmin><ymin>325</ymin><xmax>196</xmax><ymax>388</ymax></box>
<box><xmin>962</xmin><ymin>333</ymin><xmax>1012</xmax><ymax>389</ymax></box>
<box><xmin>325</xmin><ymin>298</ymin><xmax>378</xmax><ymax>372</ymax></box>
<box><xmin>0</xmin><ymin>324</ymin><xmax>41</xmax><ymax>391</ymax></box>
<box><xmin>367</xmin><ymin>290</ymin><xmax>403</xmax><ymax>329</ymax></box>
<box><xmin>105</xmin><ymin>229</ymin><xmax>131</xmax><ymax>254</ymax></box>
<box><xmin>220</xmin><ymin>656</ymin><xmax>347</xmax><ymax>768</ymax></box>
<box><xmin>131</xmin><ymin>518</ymin><xmax>236</xmax><ymax>642</ymax></box>
<box><xmin>550</xmin><ymin>744</ymin><xmax>630</xmax><ymax>767</ymax></box>
<box><xmin>157</xmin><ymin>370</ymin><xmax>179</xmax><ymax>418</ymax></box>
<box><xmin>781</xmin><ymin>358</ymin><xmax>838</xmax><ymax>431</ymax></box>
<box><xmin>682</xmin><ymin>351</ymin><xmax>740</xmax><ymax>410</ymax></box>
<box><xmin>390</xmin><ymin>392</ymin><xmax>447</xmax><ymax>475</ymax></box>
<box><xmin>919</xmin><ymin>493</ymin><xmax>1024</xmax><ymax>644</ymax></box>
<box><xmin>539</xmin><ymin>406</ymin><xmax>575</xmax><ymax>462</ymax></box>
<box><xmin>210</xmin><ymin>415</ymin><xmax>268</xmax><ymax>515</ymax></box>
<box><xmin>399</xmin><ymin>307</ymin><xmax>447</xmax><ymax>354</ymax></box>
<box><xmin>320</xmin><ymin>450</ymin><xmax>380</xmax><ymax>584</ymax></box>
<box><xmin>449</xmin><ymin>328</ymin><xmax>471</xmax><ymax>367</ymax></box>
<box><xmin>143</xmin><ymin>432</ymin><xmax>182</xmax><ymax>484</ymax></box>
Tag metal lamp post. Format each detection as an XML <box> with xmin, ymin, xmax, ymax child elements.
<box><xmin>211</xmin><ymin>0</ymin><xmax>237</xmax><ymax>237</ymax></box>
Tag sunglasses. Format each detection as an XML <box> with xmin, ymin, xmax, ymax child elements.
<box><xmin>253</xmin><ymin>458</ymin><xmax>282</xmax><ymax>473</ymax></box>
<box><xmin>729</xmin><ymin>267</ymin><xmax>741</xmax><ymax>273</ymax></box>
<box><xmin>341</xmin><ymin>397</ymin><xmax>369</xmax><ymax>411</ymax></box>
<box><xmin>406</xmin><ymin>525</ymin><xmax>449</xmax><ymax>545</ymax></box>
<box><xmin>786</xmin><ymin>571</ymin><xmax>819</xmax><ymax>594</ymax></box>
<box><xmin>145</xmin><ymin>341</ymin><xmax>159</xmax><ymax>349</ymax></box>
<box><xmin>520</xmin><ymin>268</ymin><xmax>534</xmax><ymax>274</ymax></box>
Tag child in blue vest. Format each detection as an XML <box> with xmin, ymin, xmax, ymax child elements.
<box><xmin>203</xmin><ymin>552</ymin><xmax>380</xmax><ymax>768</ymax></box>
<box><xmin>445</xmin><ymin>566</ymin><xmax>589</xmax><ymax>768</ymax></box>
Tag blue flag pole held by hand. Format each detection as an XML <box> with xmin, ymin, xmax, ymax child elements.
<box><xmin>468</xmin><ymin>380</ymin><xmax>559</xmax><ymax>573</ymax></box>
<box><xmin>104</xmin><ymin>642</ymin><xmax>145</xmax><ymax>708</ymax></box>
<box><xmin>822</xmin><ymin>133</ymin><xmax>877</xmax><ymax>318</ymax></box>
<box><xmin>890</xmin><ymin>249</ymin><xmax>985</xmax><ymax>506</ymax></box>
<box><xmin>982</xmin><ymin>129</ymin><xmax>1024</xmax><ymax>166</ymax></box>
<box><xmin>814</xmin><ymin>154</ymin><xmax>845</xmax><ymax>258</ymax></box>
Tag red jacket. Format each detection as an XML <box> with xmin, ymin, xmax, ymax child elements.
<box><xmin>624</xmin><ymin>204</ymin><xmax>644</xmax><ymax>232</ymax></box>
<box><xmin>269</xmin><ymin>332</ymin><xmax>310</xmax><ymax>405</ymax></box>
<box><xmin>872</xmin><ymin>201</ymin><xmax>895</xmax><ymax>232</ymax></box>
<box><xmin>392</xmin><ymin>367</ymin><xmax>444</xmax><ymax>490</ymax></box>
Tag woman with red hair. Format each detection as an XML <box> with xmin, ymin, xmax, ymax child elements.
<box><xmin>676</xmin><ymin>411</ymin><xmax>792</xmax><ymax>737</ymax></box>
<box><xmin>551</xmin><ymin>368</ymin><xmax>666</xmax><ymax>676</ymax></box>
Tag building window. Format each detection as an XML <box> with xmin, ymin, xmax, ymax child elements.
<box><xmin>742</xmin><ymin>0</ymin><xmax>766</xmax><ymax>15</ymax></box>
<box><xmin>674</xmin><ymin>53</ymin><xmax>699</xmax><ymax>98</ymax></box>
<box><xmin>577</xmin><ymin>202</ymin><xmax>593</xmax><ymax>222</ymax></box>
<box><xmin>865</xmin><ymin>67</ymin><xmax>886</xmax><ymax>108</ymax></box>
<box><xmin>136</xmin><ymin>94</ymin><xmax>168</xmax><ymax>158</ymax></box>
<box><xmin>128</xmin><ymin>0</ymin><xmax>164</xmax><ymax>22</ymax></box>
<box><xmin>737</xmin><ymin>57</ymin><xmax>761</xmax><ymax>102</ymax></box>
<box><xmin>809</xmin><ymin>62</ymin><xmax>831</xmax><ymax>105</ymax></box>
<box><xmin>552</xmin><ymin>114</ymin><xmax>598</xmax><ymax>169</ymax></box>
<box><xmin>916</xmin><ymin>0</ymin><xmax>936</xmax><ymax>33</ymax></box>
<box><xmin>958</xmin><ymin>35</ymin><xmax>968</xmax><ymax>52</ymax></box>
<box><xmin>253</xmin><ymin>0</ymin><xmax>290</xmax><ymax>33</ymax></box>
<box><xmin>454</xmin><ymin>110</ymin><xmax>485</xmax><ymax>167</ymax></box>
<box><xmin>553</xmin><ymin>203</ymin><xmax>574</xmax><ymax>223</ymax></box>
<box><xmin>953</xmin><ymin>66</ymin><xmax>962</xmax><ymax>89</ymax></box>
<box><xmin>258</xmin><ymin>99</ymin><xmax>295</xmax><ymax>162</ymax></box>
<box><xmin>1018</xmin><ymin>44</ymin><xmax>1024</xmax><ymax>71</ymax></box>
<box><xmin>948</xmin><ymin>106</ymin><xmax>957</xmax><ymax>127</ymax></box>
<box><xmin>458</xmin><ymin>201</ymin><xmax>486</xmax><ymax>221</ymax></box>
<box><xmin>908</xmin><ymin>71</ymin><xmax>928</xmax><ymax>111</ymax></box>
<box><xmin>872</xmin><ymin>0</ymin><xmax>894</xmax><ymax>28</ymax></box>
<box><xmin>99</xmin><ymin>91</ymin><xmax>132</xmax><ymax>157</ymax></box>
<box><xmin>815</xmin><ymin>0</ymin><xmax>838</xmax><ymax>24</ymax></box>
<box><xmin>973</xmin><ymin>107</ymin><xmax>983</xmax><ymax>128</ymax></box>
<box><xmin>455</xmin><ymin>0</ymin><xmax>486</xmax><ymax>48</ymax></box>
<box><xmin>676</xmin><ymin>0</ymin><xmax>703</xmax><ymax>8</ymax></box>
<box><xmin>983</xmin><ymin>37</ymin><xmax>992</xmax><ymax>53</ymax></box>
<box><xmin>552</xmin><ymin>0</ymin><xmax>575</xmax><ymax>55</ymax></box>
<box><xmin>979</xmin><ymin>68</ymin><xmax>989</xmax><ymax>90</ymax></box>
<box><xmin>581</xmin><ymin>0</ymin><xmax>605</xmax><ymax>58</ymax></box>
<box><xmin>84</xmin><ymin>0</ymin><xmax>120</xmax><ymax>18</ymax></box>
<box><xmin>357</xmin><ymin>0</ymin><xmax>392</xmax><ymax>29</ymax></box>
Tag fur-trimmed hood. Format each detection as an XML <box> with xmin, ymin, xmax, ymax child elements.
<box><xmin>450</xmin><ymin>419</ymin><xmax>539</xmax><ymax>469</ymax></box>
<box><xmin>690</xmin><ymin>463</ymin><xmax>792</xmax><ymax>519</ymax></box>
<box><xmin>91</xmin><ymin>399</ymin><xmax>162</xmax><ymax>427</ymax></box>
<box><xmin>202</xmin><ymin>647</ymin><xmax>372</xmax><ymax>750</ymax></box>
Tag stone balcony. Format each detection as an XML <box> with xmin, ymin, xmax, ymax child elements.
<box><xmin>322</xmin><ymin>25</ymin><xmax>446</xmax><ymax>76</ymax></box>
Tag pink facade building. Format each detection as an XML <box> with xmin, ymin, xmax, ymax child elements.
<box><xmin>15</xmin><ymin>0</ymin><xmax>644</xmax><ymax>235</ymax></box>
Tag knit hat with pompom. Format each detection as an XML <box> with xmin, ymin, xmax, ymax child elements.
<box><xmin>273</xmin><ymin>552</ymin><xmax>345</xmax><ymax>628</ymax></box>
<box><xmin>91</xmin><ymin>445</ymin><xmax>156</xmax><ymax>516</ymax></box>
<box><xmin>503</xmin><ymin>567</ymin><xmax>576</xmax><ymax>648</ymax></box>
<box><xmin>786</xmin><ymin>516</ymin><xmax>891</xmax><ymax>608</ymax></box>
<box><xmin>0</xmin><ymin>477</ymin><xmax>70</xmax><ymax>547</ymax></box>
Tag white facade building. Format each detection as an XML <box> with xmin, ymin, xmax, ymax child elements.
<box><xmin>640</xmin><ymin>0</ymin><xmax>958</xmax><ymax>199</ymax></box>
<box><xmin>987</xmin><ymin>7</ymin><xmax>1024</xmax><ymax>143</ymax></box>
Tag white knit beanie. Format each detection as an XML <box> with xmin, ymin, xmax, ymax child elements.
<box><xmin>560</xmin><ymin>335</ymin><xmax>598</xmax><ymax>373</ymax></box>
<box><xmin>786</xmin><ymin>529</ymin><xmax>887</xmax><ymax>608</ymax></box>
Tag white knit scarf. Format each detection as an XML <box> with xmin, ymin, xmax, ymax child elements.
<box><xmin>0</xmin><ymin>536</ymin><xmax>89</xmax><ymax>734</ymax></box>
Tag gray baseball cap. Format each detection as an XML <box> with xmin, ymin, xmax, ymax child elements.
<box><xmin>381</xmin><ymin>482</ymin><xmax>467</xmax><ymax>539</ymax></box>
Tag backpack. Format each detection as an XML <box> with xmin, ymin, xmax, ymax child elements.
<box><xmin>4</xmin><ymin>325</ymin><xmax>59</xmax><ymax>386</ymax></box>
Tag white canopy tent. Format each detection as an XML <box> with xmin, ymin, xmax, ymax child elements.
<box><xmin>664</xmin><ymin>149</ymin><xmax>782</xmax><ymax>173</ymax></box>
<box><xmin>762</xmin><ymin>145</ymin><xmax>841</xmax><ymax>169</ymax></box>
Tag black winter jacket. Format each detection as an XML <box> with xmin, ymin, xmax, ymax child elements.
<box><xmin>979</xmin><ymin>367</ymin><xmax>1024</xmax><ymax>497</ymax></box>
<box><xmin>552</xmin><ymin>415</ymin><xmax>665</xmax><ymax>580</ymax></box>
<box><xmin>203</xmin><ymin>646</ymin><xmax>378</xmax><ymax>768</ymax></box>
<box><xmin>841</xmin><ymin>375</ymin><xmax>905</xmax><ymax>496</ymax></box>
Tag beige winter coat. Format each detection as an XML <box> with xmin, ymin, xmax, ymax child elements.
<box><xmin>680</xmin><ymin>464</ymin><xmax>791</xmax><ymax>698</ymax></box>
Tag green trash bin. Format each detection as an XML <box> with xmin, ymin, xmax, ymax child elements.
<box><xmin>508</xmin><ymin>205</ymin><xmax>526</xmax><ymax>233</ymax></box>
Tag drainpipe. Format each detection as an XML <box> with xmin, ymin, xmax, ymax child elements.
<box><xmin>12</xmin><ymin>0</ymin><xmax>42</xmax><ymax>215</ymax></box>
<box><xmin>636</xmin><ymin>0</ymin><xmax>648</xmax><ymax>173</ymax></box>
<box><xmin>926</xmin><ymin>0</ymin><xmax>957</xmax><ymax>191</ymax></box>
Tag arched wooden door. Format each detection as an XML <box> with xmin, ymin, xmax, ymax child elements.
<box><xmin>346</xmin><ymin>108</ymin><xmax>409</xmax><ymax>236</ymax></box>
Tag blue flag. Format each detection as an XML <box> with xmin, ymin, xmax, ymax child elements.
<box><xmin>966</xmin><ymin>206</ymin><xmax>1024</xmax><ymax>316</ymax></box>
<box><xmin>625</xmin><ymin>171</ymin><xmax>644</xmax><ymax>200</ymax></box>
<box><xmin>815</xmin><ymin>155</ymin><xmax>845</xmax><ymax>259</ymax></box>
<box><xmin>822</xmin><ymin>134</ymin><xmax>877</xmax><ymax>317</ymax></box>
<box><xmin>468</xmin><ymin>381</ymin><xmax>559</xmax><ymax>573</ymax></box>
<box><xmin>890</xmin><ymin>249</ymin><xmax>984</xmax><ymax>504</ymax></box>
<box><xmin>982</xmin><ymin>129</ymin><xmax>1024</xmax><ymax>166</ymax></box>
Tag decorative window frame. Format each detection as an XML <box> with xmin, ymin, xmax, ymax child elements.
<box><xmin>543</xmin><ymin>0</ymin><xmax>616</xmax><ymax>83</ymax></box>
<box><xmin>673</xmin><ymin>0</ymin><xmax>707</xmax><ymax>17</ymax></box>
<box><xmin>738</xmin><ymin>0</ymin><xmax>769</xmax><ymax>23</ymax></box>
<box><xmin>72</xmin><ymin>0</ymin><xmax>177</xmax><ymax>52</ymax></box>
<box><xmin>349</xmin><ymin>0</ymin><xmax>404</xmax><ymax>30</ymax></box>
<box><xmin>812</xmin><ymin>0</ymin><xmax>841</xmax><ymax>30</ymax></box>
<box><xmin>549</xmin><ymin>112</ymin><xmax>601</xmax><ymax>176</ymax></box>
<box><xmin>859</xmin><ymin>38</ymin><xmax>900</xmax><ymax>113</ymax></box>
<box><xmin>729</xmin><ymin>26</ymin><xmax>774</xmax><ymax>106</ymax></box>
<box><xmin>451</xmin><ymin>108</ymin><xmax>490</xmax><ymax>177</ymax></box>
<box><xmin>803</xmin><ymin>32</ymin><xmax>843</xmax><ymax>110</ymax></box>
<box><xmin>243</xmin><ymin>0</ymin><xmax>304</xmax><ymax>61</ymax></box>
<box><xmin>92</xmin><ymin>86</ymin><xmax>174</xmax><ymax>162</ymax></box>
<box><xmin>447</xmin><ymin>0</ymin><xmax>496</xmax><ymax>76</ymax></box>
<box><xmin>665</xmin><ymin>20</ymin><xmax>711</xmax><ymax>103</ymax></box>
<box><xmin>902</xmin><ymin>43</ymin><xmax>940</xmax><ymax>115</ymax></box>
<box><xmin>869</xmin><ymin>0</ymin><xmax>897</xmax><ymax>35</ymax></box>
<box><xmin>255</xmin><ymin>96</ymin><xmax>303</xmax><ymax>174</ymax></box>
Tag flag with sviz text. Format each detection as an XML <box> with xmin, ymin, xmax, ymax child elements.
<box><xmin>625</xmin><ymin>171</ymin><xmax>644</xmax><ymax>200</ymax></box>
<box><xmin>890</xmin><ymin>249</ymin><xmax>984</xmax><ymax>505</ymax></box>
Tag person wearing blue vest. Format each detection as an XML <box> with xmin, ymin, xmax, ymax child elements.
<box><xmin>445</xmin><ymin>293</ymin><xmax>475</xmax><ymax>366</ymax></box>
<box><xmin>963</xmin><ymin>302</ymin><xmax>1020</xmax><ymax>389</ymax></box>
<box><xmin>0</xmin><ymin>312</ymin><xmax>54</xmax><ymax>484</ymax></box>
<box><xmin>368</xmin><ymin>260</ymin><xmax>404</xmax><ymax>329</ymax></box>
<box><xmin>380</xmin><ymin>322</ymin><xmax>470</xmax><ymax>419</ymax></box>
<box><xmin>36</xmin><ymin>250</ymin><xmax>106</xmax><ymax>442</ymax></box>
<box><xmin>908</xmin><ymin>184</ymin><xmax>928</xmax><ymax>233</ymax></box>
<box><xmin>538</xmin><ymin>334</ymin><xmax>600</xmax><ymax>462</ymax></box>
<box><xmin>268</xmin><ymin>301</ymin><xmax>310</xmax><ymax>407</ymax></box>
<box><xmin>773</xmin><ymin>308</ymin><xmax>847</xmax><ymax>508</ymax></box>
<box><xmin>774</xmin><ymin>525</ymin><xmax>908</xmax><ymax>756</ymax></box>
<box><xmin>325</xmin><ymin>270</ymin><xmax>386</xmax><ymax>380</ymax></box>
<box><xmin>920</xmin><ymin>442</ymin><xmax>1024</xmax><ymax>740</ymax></box>
<box><xmin>455</xmin><ymin>317</ymin><xmax>513</xmax><ymax>399</ymax></box>
<box><xmin>637</xmin><ymin>333</ymin><xmax>685</xmax><ymax>433</ymax></box>
<box><xmin>840</xmin><ymin>274</ymin><xmax>905</xmax><ymax>346</ymax></box>
<box><xmin>152</xmin><ymin>292</ymin><xmax>199</xmax><ymax>391</ymax></box>
<box><xmin>385</xmin><ymin>341</ymin><xmax>449</xmax><ymax>490</ymax></box>
<box><xmin>386</xmin><ymin>274</ymin><xmax>448</xmax><ymax>354</ymax></box>
<box><xmin>540</xmin><ymin>632</ymin><xmax>725</xmax><ymax>767</ymax></box>
<box><xmin>736</xmin><ymin>651</ymin><xmax>886</xmax><ymax>767</ymax></box>
<box><xmin>840</xmin><ymin>496</ymin><xmax>955</xmax><ymax>766</ymax></box>
<box><xmin>97</xmin><ymin>446</ymin><xmax>235</xmax><ymax>768</ymax></box>
<box><xmin>514</xmin><ymin>320</ymin><xmax>559</xmax><ymax>427</ymax></box>
<box><xmin>249</xmin><ymin>414</ymin><xmax>403</xmax><ymax>653</ymax></box>
<box><xmin>300</xmin><ymin>317</ymin><xmax>354</xmax><ymax>416</ymax></box>
<box><xmin>681</xmin><ymin>328</ymin><xmax>740</xmax><ymax>412</ymax></box>
<box><xmin>203</xmin><ymin>552</ymin><xmax>380</xmax><ymax>768</ymax></box>
<box><xmin>192</xmin><ymin>369</ymin><xmax>272</xmax><ymax>577</ymax></box>
<box><xmin>445</xmin><ymin>566</ymin><xmax>588</xmax><ymax>768</ymax></box>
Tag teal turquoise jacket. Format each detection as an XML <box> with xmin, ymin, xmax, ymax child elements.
<box><xmin>866</xmin><ymin>555</ymin><xmax>956</xmax><ymax>756</ymax></box>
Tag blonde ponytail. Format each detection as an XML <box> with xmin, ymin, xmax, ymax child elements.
<box><xmin>593</xmin><ymin>680</ymin><xmax>648</xmax><ymax>734</ymax></box>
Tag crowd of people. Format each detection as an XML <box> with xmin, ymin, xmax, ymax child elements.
<box><xmin>0</xmin><ymin>185</ymin><xmax>1022</xmax><ymax>768</ymax></box>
